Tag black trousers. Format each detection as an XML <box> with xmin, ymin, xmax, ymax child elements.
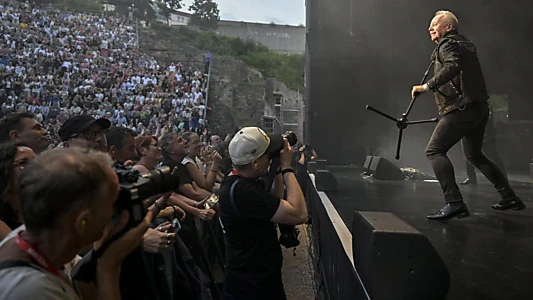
<box><xmin>465</xmin><ymin>137</ymin><xmax>507</xmax><ymax>180</ymax></box>
<box><xmin>425</xmin><ymin>102</ymin><xmax>516</xmax><ymax>203</ymax></box>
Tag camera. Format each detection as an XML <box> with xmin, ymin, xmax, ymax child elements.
<box><xmin>279</xmin><ymin>224</ymin><xmax>300</xmax><ymax>248</ymax></box>
<box><xmin>302</xmin><ymin>144</ymin><xmax>314</xmax><ymax>157</ymax></box>
<box><xmin>279</xmin><ymin>132</ymin><xmax>301</xmax><ymax>248</ymax></box>
<box><xmin>114</xmin><ymin>163</ymin><xmax>180</xmax><ymax>225</ymax></box>
<box><xmin>282</xmin><ymin>130</ymin><xmax>298</xmax><ymax>147</ymax></box>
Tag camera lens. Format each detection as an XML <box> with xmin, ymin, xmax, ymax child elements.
<box><xmin>283</xmin><ymin>131</ymin><xmax>298</xmax><ymax>146</ymax></box>
<box><xmin>137</xmin><ymin>166</ymin><xmax>180</xmax><ymax>200</ymax></box>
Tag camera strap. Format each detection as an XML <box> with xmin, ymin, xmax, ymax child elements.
<box><xmin>229</xmin><ymin>177</ymin><xmax>243</xmax><ymax>217</ymax></box>
<box><xmin>218</xmin><ymin>176</ymin><xmax>241</xmax><ymax>234</ymax></box>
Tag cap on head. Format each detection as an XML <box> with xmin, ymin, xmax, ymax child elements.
<box><xmin>228</xmin><ymin>127</ymin><xmax>283</xmax><ymax>166</ymax></box>
<box><xmin>59</xmin><ymin>115</ymin><xmax>111</xmax><ymax>142</ymax></box>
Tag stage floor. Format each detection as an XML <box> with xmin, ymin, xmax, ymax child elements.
<box><xmin>326</xmin><ymin>166</ymin><xmax>533</xmax><ymax>300</ymax></box>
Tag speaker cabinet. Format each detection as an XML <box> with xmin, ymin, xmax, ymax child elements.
<box><xmin>315</xmin><ymin>159</ymin><xmax>327</xmax><ymax>170</ymax></box>
<box><xmin>352</xmin><ymin>211</ymin><xmax>449</xmax><ymax>300</ymax></box>
<box><xmin>308</xmin><ymin>161</ymin><xmax>318</xmax><ymax>174</ymax></box>
<box><xmin>368</xmin><ymin>156</ymin><xmax>405</xmax><ymax>180</ymax></box>
<box><xmin>315</xmin><ymin>169</ymin><xmax>337</xmax><ymax>192</ymax></box>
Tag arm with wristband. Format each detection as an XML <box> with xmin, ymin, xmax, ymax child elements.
<box><xmin>270</xmin><ymin>139</ymin><xmax>308</xmax><ymax>225</ymax></box>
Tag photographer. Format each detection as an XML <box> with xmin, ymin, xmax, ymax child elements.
<box><xmin>293</xmin><ymin>143</ymin><xmax>318</xmax><ymax>191</ymax></box>
<box><xmin>219</xmin><ymin>127</ymin><xmax>308</xmax><ymax>300</ymax></box>
<box><xmin>0</xmin><ymin>148</ymin><xmax>151</xmax><ymax>300</ymax></box>
<box><xmin>297</xmin><ymin>144</ymin><xmax>318</xmax><ymax>167</ymax></box>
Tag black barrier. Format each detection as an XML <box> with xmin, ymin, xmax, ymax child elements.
<box><xmin>305</xmin><ymin>174</ymin><xmax>371</xmax><ymax>300</ymax></box>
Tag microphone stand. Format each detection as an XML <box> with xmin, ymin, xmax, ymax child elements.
<box><xmin>366</xmin><ymin>61</ymin><xmax>439</xmax><ymax>160</ymax></box>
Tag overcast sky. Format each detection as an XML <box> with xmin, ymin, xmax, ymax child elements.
<box><xmin>181</xmin><ymin>0</ymin><xmax>306</xmax><ymax>26</ymax></box>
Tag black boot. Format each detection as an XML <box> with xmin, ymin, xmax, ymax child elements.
<box><xmin>427</xmin><ymin>201</ymin><xmax>470</xmax><ymax>221</ymax></box>
<box><xmin>492</xmin><ymin>197</ymin><xmax>526</xmax><ymax>211</ymax></box>
<box><xmin>459</xmin><ymin>178</ymin><xmax>477</xmax><ymax>185</ymax></box>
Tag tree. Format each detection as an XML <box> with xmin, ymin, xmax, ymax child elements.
<box><xmin>189</xmin><ymin>0</ymin><xmax>220</xmax><ymax>31</ymax></box>
<box><xmin>155</xmin><ymin>0</ymin><xmax>183</xmax><ymax>25</ymax></box>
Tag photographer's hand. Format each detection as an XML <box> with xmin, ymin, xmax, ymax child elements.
<box><xmin>142</xmin><ymin>223</ymin><xmax>177</xmax><ymax>253</ymax></box>
<box><xmin>279</xmin><ymin>139</ymin><xmax>293</xmax><ymax>170</ymax></box>
<box><xmin>95</xmin><ymin>211</ymin><xmax>153</xmax><ymax>300</ymax></box>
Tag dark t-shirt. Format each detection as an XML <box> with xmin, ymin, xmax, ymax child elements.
<box><xmin>219</xmin><ymin>175</ymin><xmax>285</xmax><ymax>299</ymax></box>
<box><xmin>162</xmin><ymin>156</ymin><xmax>193</xmax><ymax>190</ymax></box>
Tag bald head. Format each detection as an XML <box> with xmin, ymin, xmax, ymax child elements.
<box><xmin>18</xmin><ymin>147</ymin><xmax>117</xmax><ymax>233</ymax></box>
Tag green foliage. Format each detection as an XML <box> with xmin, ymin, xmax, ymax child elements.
<box><xmin>189</xmin><ymin>0</ymin><xmax>220</xmax><ymax>31</ymax></box>
<box><xmin>155</xmin><ymin>0</ymin><xmax>182</xmax><ymax>24</ymax></box>
<box><xmin>172</xmin><ymin>27</ymin><xmax>304</xmax><ymax>91</ymax></box>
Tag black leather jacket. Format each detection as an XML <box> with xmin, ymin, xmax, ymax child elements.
<box><xmin>426</xmin><ymin>30</ymin><xmax>489</xmax><ymax>116</ymax></box>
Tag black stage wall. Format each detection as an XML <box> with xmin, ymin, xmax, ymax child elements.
<box><xmin>306</xmin><ymin>0</ymin><xmax>533</xmax><ymax>165</ymax></box>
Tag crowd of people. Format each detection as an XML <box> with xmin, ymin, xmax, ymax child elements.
<box><xmin>0</xmin><ymin>1</ymin><xmax>318</xmax><ymax>300</ymax></box>
<box><xmin>0</xmin><ymin>0</ymin><xmax>229</xmax><ymax>299</ymax></box>
<box><xmin>0</xmin><ymin>0</ymin><xmax>210</xmax><ymax>148</ymax></box>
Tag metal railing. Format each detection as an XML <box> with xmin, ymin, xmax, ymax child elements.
<box><xmin>204</xmin><ymin>60</ymin><xmax>212</xmax><ymax>122</ymax></box>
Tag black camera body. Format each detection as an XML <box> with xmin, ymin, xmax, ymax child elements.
<box><xmin>114</xmin><ymin>163</ymin><xmax>180</xmax><ymax>225</ymax></box>
<box><xmin>270</xmin><ymin>131</ymin><xmax>300</xmax><ymax>249</ymax></box>
<box><xmin>279</xmin><ymin>224</ymin><xmax>300</xmax><ymax>248</ymax></box>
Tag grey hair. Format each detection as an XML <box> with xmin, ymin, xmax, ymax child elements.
<box><xmin>435</xmin><ymin>10</ymin><xmax>459</xmax><ymax>30</ymax></box>
<box><xmin>18</xmin><ymin>147</ymin><xmax>115</xmax><ymax>233</ymax></box>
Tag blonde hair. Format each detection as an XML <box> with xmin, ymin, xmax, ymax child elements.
<box><xmin>435</xmin><ymin>10</ymin><xmax>459</xmax><ymax>30</ymax></box>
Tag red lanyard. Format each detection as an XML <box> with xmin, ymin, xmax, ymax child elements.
<box><xmin>230</xmin><ymin>169</ymin><xmax>242</xmax><ymax>177</ymax></box>
<box><xmin>15</xmin><ymin>232</ymin><xmax>60</xmax><ymax>277</ymax></box>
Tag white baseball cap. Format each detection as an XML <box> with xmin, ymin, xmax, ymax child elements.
<box><xmin>229</xmin><ymin>127</ymin><xmax>284</xmax><ymax>166</ymax></box>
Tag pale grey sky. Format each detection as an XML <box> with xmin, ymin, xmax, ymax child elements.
<box><xmin>181</xmin><ymin>0</ymin><xmax>305</xmax><ymax>26</ymax></box>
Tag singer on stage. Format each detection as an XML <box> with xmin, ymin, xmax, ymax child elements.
<box><xmin>410</xmin><ymin>10</ymin><xmax>525</xmax><ymax>221</ymax></box>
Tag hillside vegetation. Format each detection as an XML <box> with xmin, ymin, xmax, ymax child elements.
<box><xmin>148</xmin><ymin>23</ymin><xmax>305</xmax><ymax>92</ymax></box>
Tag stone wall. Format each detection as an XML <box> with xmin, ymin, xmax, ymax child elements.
<box><xmin>215</xmin><ymin>21</ymin><xmax>305</xmax><ymax>55</ymax></box>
